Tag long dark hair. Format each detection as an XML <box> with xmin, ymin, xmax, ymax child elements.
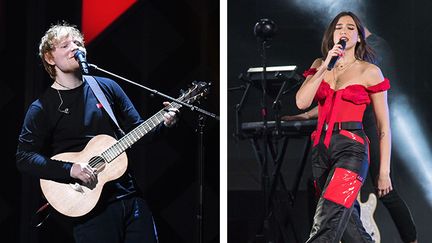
<box><xmin>321</xmin><ymin>11</ymin><xmax>376</xmax><ymax>64</ymax></box>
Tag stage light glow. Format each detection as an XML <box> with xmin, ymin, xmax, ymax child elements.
<box><xmin>391</xmin><ymin>96</ymin><xmax>432</xmax><ymax>207</ymax></box>
<box><xmin>292</xmin><ymin>0</ymin><xmax>365</xmax><ymax>27</ymax></box>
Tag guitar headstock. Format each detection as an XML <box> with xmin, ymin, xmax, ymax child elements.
<box><xmin>179</xmin><ymin>81</ymin><xmax>210</xmax><ymax>105</ymax></box>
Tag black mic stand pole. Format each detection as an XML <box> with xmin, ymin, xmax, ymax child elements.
<box><xmin>197</xmin><ymin>113</ymin><xmax>205</xmax><ymax>243</ymax></box>
<box><xmin>254</xmin><ymin>18</ymin><xmax>277</xmax><ymax>243</ymax></box>
<box><xmin>88</xmin><ymin>63</ymin><xmax>219</xmax><ymax>121</ymax></box>
<box><xmin>259</xmin><ymin>37</ymin><xmax>272</xmax><ymax>243</ymax></box>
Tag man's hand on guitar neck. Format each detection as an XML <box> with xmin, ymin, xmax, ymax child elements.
<box><xmin>163</xmin><ymin>101</ymin><xmax>180</xmax><ymax>127</ymax></box>
<box><xmin>70</xmin><ymin>163</ymin><xmax>98</xmax><ymax>189</ymax></box>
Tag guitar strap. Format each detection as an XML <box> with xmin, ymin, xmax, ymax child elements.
<box><xmin>84</xmin><ymin>75</ymin><xmax>125</xmax><ymax>136</ymax></box>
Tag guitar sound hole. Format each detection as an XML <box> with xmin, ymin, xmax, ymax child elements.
<box><xmin>88</xmin><ymin>156</ymin><xmax>106</xmax><ymax>173</ymax></box>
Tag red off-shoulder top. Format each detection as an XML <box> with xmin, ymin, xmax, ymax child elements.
<box><xmin>303</xmin><ymin>68</ymin><xmax>390</xmax><ymax>147</ymax></box>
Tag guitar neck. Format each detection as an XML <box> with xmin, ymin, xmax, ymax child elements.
<box><xmin>101</xmin><ymin>102</ymin><xmax>181</xmax><ymax>162</ymax></box>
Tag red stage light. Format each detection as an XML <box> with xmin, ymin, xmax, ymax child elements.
<box><xmin>82</xmin><ymin>0</ymin><xmax>137</xmax><ymax>44</ymax></box>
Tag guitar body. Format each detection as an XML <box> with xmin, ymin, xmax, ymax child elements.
<box><xmin>357</xmin><ymin>192</ymin><xmax>381</xmax><ymax>243</ymax></box>
<box><xmin>40</xmin><ymin>134</ymin><xmax>128</xmax><ymax>217</ymax></box>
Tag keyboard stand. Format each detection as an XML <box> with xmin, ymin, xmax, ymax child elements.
<box><xmin>248</xmin><ymin>129</ymin><xmax>311</xmax><ymax>242</ymax></box>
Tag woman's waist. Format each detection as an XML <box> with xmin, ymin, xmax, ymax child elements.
<box><xmin>321</xmin><ymin>101</ymin><xmax>366</xmax><ymax>122</ymax></box>
<box><xmin>322</xmin><ymin>121</ymin><xmax>363</xmax><ymax>132</ymax></box>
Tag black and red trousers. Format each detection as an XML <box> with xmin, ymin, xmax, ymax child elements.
<box><xmin>306</xmin><ymin>122</ymin><xmax>374</xmax><ymax>243</ymax></box>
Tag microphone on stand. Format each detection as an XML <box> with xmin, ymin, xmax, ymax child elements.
<box><xmin>327</xmin><ymin>38</ymin><xmax>347</xmax><ymax>71</ymax></box>
<box><xmin>74</xmin><ymin>49</ymin><xmax>89</xmax><ymax>74</ymax></box>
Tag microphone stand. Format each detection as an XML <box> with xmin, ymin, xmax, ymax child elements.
<box><xmin>253</xmin><ymin>18</ymin><xmax>277</xmax><ymax>243</ymax></box>
<box><xmin>197</xmin><ymin>113</ymin><xmax>205</xmax><ymax>243</ymax></box>
<box><xmin>88</xmin><ymin>63</ymin><xmax>218</xmax><ymax>243</ymax></box>
<box><xmin>258</xmin><ymin>38</ymin><xmax>272</xmax><ymax>243</ymax></box>
<box><xmin>89</xmin><ymin>64</ymin><xmax>219</xmax><ymax>121</ymax></box>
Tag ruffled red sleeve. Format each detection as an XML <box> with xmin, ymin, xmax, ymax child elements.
<box><xmin>303</xmin><ymin>68</ymin><xmax>317</xmax><ymax>78</ymax></box>
<box><xmin>366</xmin><ymin>78</ymin><xmax>390</xmax><ymax>94</ymax></box>
<box><xmin>342</xmin><ymin>85</ymin><xmax>371</xmax><ymax>105</ymax></box>
<box><xmin>315</xmin><ymin>81</ymin><xmax>331</xmax><ymax>103</ymax></box>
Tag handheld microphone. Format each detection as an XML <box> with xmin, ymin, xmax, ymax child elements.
<box><xmin>327</xmin><ymin>39</ymin><xmax>347</xmax><ymax>71</ymax></box>
<box><xmin>74</xmin><ymin>49</ymin><xmax>89</xmax><ymax>74</ymax></box>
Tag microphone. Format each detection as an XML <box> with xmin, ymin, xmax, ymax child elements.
<box><xmin>74</xmin><ymin>49</ymin><xmax>89</xmax><ymax>74</ymax></box>
<box><xmin>327</xmin><ymin>39</ymin><xmax>347</xmax><ymax>71</ymax></box>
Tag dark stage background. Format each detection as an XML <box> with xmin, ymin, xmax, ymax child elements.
<box><xmin>1</xmin><ymin>0</ymin><xmax>219</xmax><ymax>242</ymax></box>
<box><xmin>229</xmin><ymin>0</ymin><xmax>432</xmax><ymax>242</ymax></box>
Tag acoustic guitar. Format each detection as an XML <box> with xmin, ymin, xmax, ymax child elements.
<box><xmin>40</xmin><ymin>81</ymin><xmax>209</xmax><ymax>217</ymax></box>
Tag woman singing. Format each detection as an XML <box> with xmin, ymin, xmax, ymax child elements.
<box><xmin>296</xmin><ymin>11</ymin><xmax>392</xmax><ymax>242</ymax></box>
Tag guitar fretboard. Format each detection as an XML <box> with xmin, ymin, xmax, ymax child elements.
<box><xmin>101</xmin><ymin>102</ymin><xmax>182</xmax><ymax>162</ymax></box>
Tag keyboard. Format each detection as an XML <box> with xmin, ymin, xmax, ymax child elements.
<box><xmin>240</xmin><ymin>119</ymin><xmax>317</xmax><ymax>137</ymax></box>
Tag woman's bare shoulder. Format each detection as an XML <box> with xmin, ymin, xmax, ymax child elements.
<box><xmin>310</xmin><ymin>58</ymin><xmax>323</xmax><ymax>68</ymax></box>
<box><xmin>359</xmin><ymin>61</ymin><xmax>384</xmax><ymax>86</ymax></box>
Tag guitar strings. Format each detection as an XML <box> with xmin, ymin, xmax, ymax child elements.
<box><xmin>86</xmin><ymin>102</ymin><xmax>181</xmax><ymax>169</ymax></box>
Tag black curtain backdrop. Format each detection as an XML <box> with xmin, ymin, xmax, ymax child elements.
<box><xmin>229</xmin><ymin>0</ymin><xmax>432</xmax><ymax>242</ymax></box>
<box><xmin>2</xmin><ymin>0</ymin><xmax>219</xmax><ymax>242</ymax></box>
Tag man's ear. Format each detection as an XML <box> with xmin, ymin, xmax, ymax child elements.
<box><xmin>44</xmin><ymin>52</ymin><xmax>55</xmax><ymax>65</ymax></box>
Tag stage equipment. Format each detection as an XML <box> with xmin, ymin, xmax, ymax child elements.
<box><xmin>235</xmin><ymin>61</ymin><xmax>308</xmax><ymax>242</ymax></box>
